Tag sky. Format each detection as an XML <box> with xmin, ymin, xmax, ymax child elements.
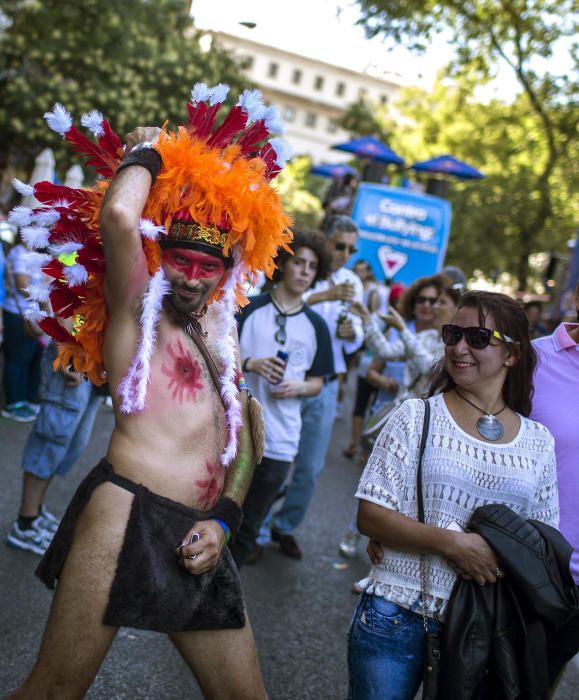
<box><xmin>190</xmin><ymin>0</ymin><xmax>522</xmax><ymax>99</ymax></box>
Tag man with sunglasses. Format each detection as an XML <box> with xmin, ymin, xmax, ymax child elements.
<box><xmin>268</xmin><ymin>215</ymin><xmax>364</xmax><ymax>559</ymax></box>
<box><xmin>234</xmin><ymin>231</ymin><xmax>334</xmax><ymax>566</ymax></box>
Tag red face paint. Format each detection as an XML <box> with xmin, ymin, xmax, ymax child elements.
<box><xmin>163</xmin><ymin>248</ymin><xmax>226</xmax><ymax>282</ymax></box>
<box><xmin>161</xmin><ymin>339</ymin><xmax>204</xmax><ymax>403</ymax></box>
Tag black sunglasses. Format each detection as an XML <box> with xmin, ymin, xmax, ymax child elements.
<box><xmin>442</xmin><ymin>323</ymin><xmax>514</xmax><ymax>350</ymax></box>
<box><xmin>275</xmin><ymin>314</ymin><xmax>287</xmax><ymax>345</ymax></box>
<box><xmin>416</xmin><ymin>295</ymin><xmax>438</xmax><ymax>306</ymax></box>
<box><xmin>334</xmin><ymin>242</ymin><xmax>358</xmax><ymax>254</ymax></box>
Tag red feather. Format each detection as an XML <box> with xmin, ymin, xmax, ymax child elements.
<box><xmin>49</xmin><ymin>287</ymin><xmax>82</xmax><ymax>316</ymax></box>
<box><xmin>207</xmin><ymin>106</ymin><xmax>248</xmax><ymax>148</ymax></box>
<box><xmin>37</xmin><ymin>317</ymin><xmax>74</xmax><ymax>343</ymax></box>
<box><xmin>42</xmin><ymin>259</ymin><xmax>65</xmax><ymax>279</ymax></box>
<box><xmin>98</xmin><ymin>119</ymin><xmax>123</xmax><ymax>160</ymax></box>
<box><xmin>236</xmin><ymin>120</ymin><xmax>269</xmax><ymax>156</ymax></box>
<box><xmin>34</xmin><ymin>182</ymin><xmax>92</xmax><ymax>208</ymax></box>
<box><xmin>65</xmin><ymin>125</ymin><xmax>118</xmax><ymax>178</ymax></box>
<box><xmin>258</xmin><ymin>143</ymin><xmax>281</xmax><ymax>180</ymax></box>
<box><xmin>187</xmin><ymin>102</ymin><xmax>221</xmax><ymax>141</ymax></box>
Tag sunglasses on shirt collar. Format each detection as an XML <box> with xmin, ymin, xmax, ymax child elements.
<box><xmin>275</xmin><ymin>313</ymin><xmax>287</xmax><ymax>345</ymax></box>
<box><xmin>442</xmin><ymin>323</ymin><xmax>514</xmax><ymax>349</ymax></box>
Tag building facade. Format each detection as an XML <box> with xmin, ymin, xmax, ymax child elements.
<box><xmin>209</xmin><ymin>31</ymin><xmax>402</xmax><ymax>164</ymax></box>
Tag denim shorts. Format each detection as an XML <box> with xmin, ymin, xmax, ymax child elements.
<box><xmin>347</xmin><ymin>592</ymin><xmax>441</xmax><ymax>700</ymax></box>
<box><xmin>22</xmin><ymin>344</ymin><xmax>100</xmax><ymax>479</ymax></box>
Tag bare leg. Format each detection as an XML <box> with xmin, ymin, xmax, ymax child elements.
<box><xmin>170</xmin><ymin>613</ymin><xmax>268</xmax><ymax>700</ymax></box>
<box><xmin>20</xmin><ymin>472</ymin><xmax>51</xmax><ymax>518</ymax></box>
<box><xmin>7</xmin><ymin>482</ymin><xmax>132</xmax><ymax>699</ymax></box>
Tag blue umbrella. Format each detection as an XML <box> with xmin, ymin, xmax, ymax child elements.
<box><xmin>332</xmin><ymin>136</ymin><xmax>405</xmax><ymax>165</ymax></box>
<box><xmin>410</xmin><ymin>154</ymin><xmax>484</xmax><ymax>179</ymax></box>
<box><xmin>310</xmin><ymin>163</ymin><xmax>359</xmax><ymax>178</ymax></box>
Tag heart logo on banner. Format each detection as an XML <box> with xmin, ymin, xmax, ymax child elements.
<box><xmin>377</xmin><ymin>246</ymin><xmax>408</xmax><ymax>279</ymax></box>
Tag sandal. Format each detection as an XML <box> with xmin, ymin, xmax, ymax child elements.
<box><xmin>342</xmin><ymin>445</ymin><xmax>357</xmax><ymax>459</ymax></box>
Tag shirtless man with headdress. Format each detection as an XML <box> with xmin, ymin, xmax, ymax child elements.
<box><xmin>7</xmin><ymin>83</ymin><xmax>291</xmax><ymax>699</ymax></box>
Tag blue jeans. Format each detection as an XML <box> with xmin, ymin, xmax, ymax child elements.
<box><xmin>272</xmin><ymin>377</ymin><xmax>339</xmax><ymax>535</ymax></box>
<box><xmin>2</xmin><ymin>309</ymin><xmax>43</xmax><ymax>405</ymax></box>
<box><xmin>22</xmin><ymin>344</ymin><xmax>101</xmax><ymax>479</ymax></box>
<box><xmin>348</xmin><ymin>593</ymin><xmax>441</xmax><ymax>700</ymax></box>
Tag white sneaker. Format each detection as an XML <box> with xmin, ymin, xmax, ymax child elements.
<box><xmin>339</xmin><ymin>529</ymin><xmax>360</xmax><ymax>558</ymax></box>
<box><xmin>6</xmin><ymin>520</ymin><xmax>52</xmax><ymax>556</ymax></box>
<box><xmin>38</xmin><ymin>505</ymin><xmax>60</xmax><ymax>534</ymax></box>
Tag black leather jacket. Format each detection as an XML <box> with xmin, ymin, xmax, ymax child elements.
<box><xmin>439</xmin><ymin>504</ymin><xmax>579</xmax><ymax>700</ymax></box>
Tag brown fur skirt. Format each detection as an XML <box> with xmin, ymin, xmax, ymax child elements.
<box><xmin>36</xmin><ymin>459</ymin><xmax>246</xmax><ymax>633</ymax></box>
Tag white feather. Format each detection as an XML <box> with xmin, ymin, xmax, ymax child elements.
<box><xmin>63</xmin><ymin>264</ymin><xmax>88</xmax><ymax>286</ymax></box>
<box><xmin>118</xmin><ymin>269</ymin><xmax>170</xmax><ymax>414</ymax></box>
<box><xmin>24</xmin><ymin>302</ymin><xmax>47</xmax><ymax>322</ymax></box>
<box><xmin>191</xmin><ymin>82</ymin><xmax>211</xmax><ymax>104</ymax></box>
<box><xmin>80</xmin><ymin>110</ymin><xmax>105</xmax><ymax>137</ymax></box>
<box><xmin>237</xmin><ymin>89</ymin><xmax>266</xmax><ymax>122</ymax></box>
<box><xmin>21</xmin><ymin>251</ymin><xmax>51</xmax><ymax>273</ymax></box>
<box><xmin>270</xmin><ymin>137</ymin><xmax>293</xmax><ymax>167</ymax></box>
<box><xmin>21</xmin><ymin>226</ymin><xmax>50</xmax><ymax>250</ymax></box>
<box><xmin>26</xmin><ymin>280</ymin><xmax>53</xmax><ymax>303</ymax></box>
<box><xmin>53</xmin><ymin>199</ymin><xmax>71</xmax><ymax>209</ymax></box>
<box><xmin>208</xmin><ymin>83</ymin><xmax>230</xmax><ymax>106</ymax></box>
<box><xmin>49</xmin><ymin>241</ymin><xmax>83</xmax><ymax>256</ymax></box>
<box><xmin>8</xmin><ymin>206</ymin><xmax>33</xmax><ymax>227</ymax></box>
<box><xmin>43</xmin><ymin>103</ymin><xmax>73</xmax><ymax>136</ymax></box>
<box><xmin>33</xmin><ymin>208</ymin><xmax>60</xmax><ymax>227</ymax></box>
<box><xmin>12</xmin><ymin>179</ymin><xmax>34</xmax><ymax>197</ymax></box>
<box><xmin>262</xmin><ymin>105</ymin><xmax>285</xmax><ymax>134</ymax></box>
<box><xmin>139</xmin><ymin>219</ymin><xmax>164</xmax><ymax>240</ymax></box>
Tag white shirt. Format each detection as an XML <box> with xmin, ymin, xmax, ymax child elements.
<box><xmin>3</xmin><ymin>244</ymin><xmax>43</xmax><ymax>316</ymax></box>
<box><xmin>306</xmin><ymin>267</ymin><xmax>364</xmax><ymax>374</ymax></box>
<box><xmin>356</xmin><ymin>394</ymin><xmax>559</xmax><ymax>618</ymax></box>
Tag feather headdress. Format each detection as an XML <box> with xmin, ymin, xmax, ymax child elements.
<box><xmin>13</xmin><ymin>84</ymin><xmax>292</xmax><ymax>465</ymax></box>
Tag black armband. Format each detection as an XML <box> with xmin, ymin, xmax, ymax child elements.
<box><xmin>207</xmin><ymin>496</ymin><xmax>243</xmax><ymax>540</ymax></box>
<box><xmin>116</xmin><ymin>145</ymin><xmax>162</xmax><ymax>183</ymax></box>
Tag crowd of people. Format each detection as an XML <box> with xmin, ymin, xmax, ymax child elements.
<box><xmin>1</xmin><ymin>89</ymin><xmax>578</xmax><ymax>699</ymax></box>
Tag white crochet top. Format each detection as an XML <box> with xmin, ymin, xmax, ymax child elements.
<box><xmin>355</xmin><ymin>394</ymin><xmax>559</xmax><ymax>618</ymax></box>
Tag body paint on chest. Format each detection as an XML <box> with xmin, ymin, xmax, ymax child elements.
<box><xmin>161</xmin><ymin>338</ymin><xmax>204</xmax><ymax>403</ymax></box>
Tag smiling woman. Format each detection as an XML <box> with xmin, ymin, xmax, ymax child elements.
<box><xmin>349</xmin><ymin>290</ymin><xmax>560</xmax><ymax>700</ymax></box>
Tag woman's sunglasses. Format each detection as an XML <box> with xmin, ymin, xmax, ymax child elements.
<box><xmin>334</xmin><ymin>242</ymin><xmax>358</xmax><ymax>254</ymax></box>
<box><xmin>442</xmin><ymin>323</ymin><xmax>514</xmax><ymax>349</ymax></box>
<box><xmin>275</xmin><ymin>314</ymin><xmax>287</xmax><ymax>345</ymax></box>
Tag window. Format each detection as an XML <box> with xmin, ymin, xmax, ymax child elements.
<box><xmin>292</xmin><ymin>69</ymin><xmax>302</xmax><ymax>85</ymax></box>
<box><xmin>358</xmin><ymin>87</ymin><xmax>368</xmax><ymax>99</ymax></box>
<box><xmin>283</xmin><ymin>106</ymin><xmax>296</xmax><ymax>122</ymax></box>
<box><xmin>380</xmin><ymin>94</ymin><xmax>388</xmax><ymax>105</ymax></box>
<box><xmin>314</xmin><ymin>75</ymin><xmax>324</xmax><ymax>91</ymax></box>
<box><xmin>305</xmin><ymin>112</ymin><xmax>317</xmax><ymax>128</ymax></box>
<box><xmin>241</xmin><ymin>56</ymin><xmax>254</xmax><ymax>71</ymax></box>
<box><xmin>327</xmin><ymin>118</ymin><xmax>338</xmax><ymax>134</ymax></box>
<box><xmin>335</xmin><ymin>81</ymin><xmax>346</xmax><ymax>97</ymax></box>
<box><xmin>268</xmin><ymin>62</ymin><xmax>279</xmax><ymax>78</ymax></box>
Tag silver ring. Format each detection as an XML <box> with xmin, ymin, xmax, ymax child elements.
<box><xmin>495</xmin><ymin>567</ymin><xmax>505</xmax><ymax>578</ymax></box>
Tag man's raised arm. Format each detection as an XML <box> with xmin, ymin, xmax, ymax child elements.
<box><xmin>100</xmin><ymin>127</ymin><xmax>161</xmax><ymax>309</ymax></box>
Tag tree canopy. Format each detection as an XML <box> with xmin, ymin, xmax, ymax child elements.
<box><xmin>0</xmin><ymin>0</ymin><xmax>248</xmax><ymax>181</ymax></box>
<box><xmin>355</xmin><ymin>0</ymin><xmax>578</xmax><ymax>289</ymax></box>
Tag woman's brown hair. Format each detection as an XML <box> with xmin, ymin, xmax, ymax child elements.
<box><xmin>399</xmin><ymin>273</ymin><xmax>450</xmax><ymax>321</ymax></box>
<box><xmin>428</xmin><ymin>290</ymin><xmax>536</xmax><ymax>416</ymax></box>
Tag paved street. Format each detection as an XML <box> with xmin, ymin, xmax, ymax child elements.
<box><xmin>1</xmin><ymin>398</ymin><xmax>577</xmax><ymax>699</ymax></box>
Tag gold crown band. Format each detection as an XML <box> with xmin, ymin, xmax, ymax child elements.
<box><xmin>168</xmin><ymin>221</ymin><xmax>229</xmax><ymax>249</ymax></box>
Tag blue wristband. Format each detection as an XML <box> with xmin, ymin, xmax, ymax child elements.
<box><xmin>212</xmin><ymin>517</ymin><xmax>231</xmax><ymax>543</ymax></box>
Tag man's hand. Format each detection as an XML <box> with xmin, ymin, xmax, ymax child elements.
<box><xmin>175</xmin><ymin>519</ymin><xmax>226</xmax><ymax>575</ymax></box>
<box><xmin>337</xmin><ymin>318</ymin><xmax>355</xmax><ymax>340</ymax></box>
<box><xmin>246</xmin><ymin>356</ymin><xmax>286</xmax><ymax>384</ymax></box>
<box><xmin>445</xmin><ymin>532</ymin><xmax>501</xmax><ymax>585</ymax></box>
<box><xmin>270</xmin><ymin>379</ymin><xmax>306</xmax><ymax>399</ymax></box>
<box><xmin>124</xmin><ymin>126</ymin><xmax>161</xmax><ymax>154</ymax></box>
<box><xmin>326</xmin><ymin>282</ymin><xmax>355</xmax><ymax>303</ymax></box>
<box><xmin>61</xmin><ymin>366</ymin><xmax>83</xmax><ymax>387</ymax></box>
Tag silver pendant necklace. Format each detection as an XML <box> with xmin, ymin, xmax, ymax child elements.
<box><xmin>455</xmin><ymin>389</ymin><xmax>507</xmax><ymax>441</ymax></box>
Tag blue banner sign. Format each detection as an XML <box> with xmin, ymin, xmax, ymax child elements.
<box><xmin>350</xmin><ymin>183</ymin><xmax>452</xmax><ymax>285</ymax></box>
